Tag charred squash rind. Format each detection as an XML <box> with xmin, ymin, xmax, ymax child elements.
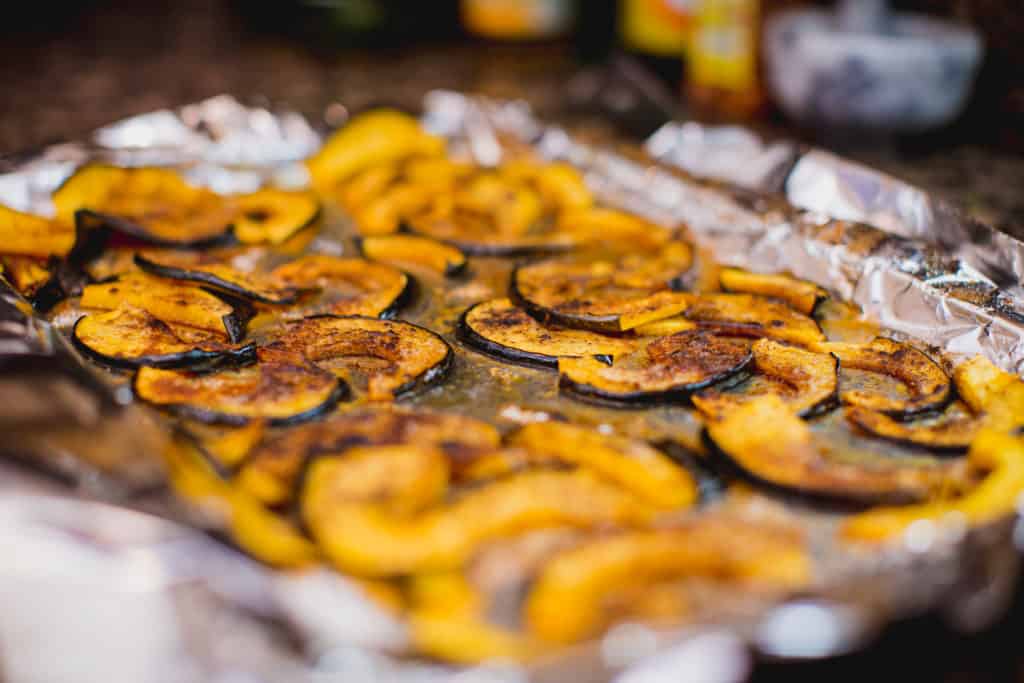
<box><xmin>844</xmin><ymin>406</ymin><xmax>976</xmax><ymax>454</ymax></box>
<box><xmin>402</xmin><ymin>217</ymin><xmax>574</xmax><ymax>258</ymax></box>
<box><xmin>134</xmin><ymin>349</ymin><xmax>349</xmax><ymax>427</ymax></box>
<box><xmin>133</xmin><ymin>254</ymin><xmax>310</xmax><ymax>305</ymax></box>
<box><xmin>842</xmin><ymin>428</ymin><xmax>1024</xmax><ymax>543</ymax></box>
<box><xmin>704</xmin><ymin>395</ymin><xmax>967</xmax><ymax>503</ymax></box>
<box><xmin>232</xmin><ymin>189</ymin><xmax>322</xmax><ymax>246</ymax></box>
<box><xmin>692</xmin><ymin>340</ymin><xmax>840</xmax><ymax>420</ymax></box>
<box><xmin>356</xmin><ymin>234</ymin><xmax>468</xmax><ymax>277</ymax></box>
<box><xmin>719</xmin><ymin>268</ymin><xmax>827</xmax><ymax>316</ymax></box>
<box><xmin>819</xmin><ymin>337</ymin><xmax>952</xmax><ymax>419</ymax></box>
<box><xmin>558</xmin><ymin>331</ymin><xmax>753</xmax><ymax>405</ymax></box>
<box><xmin>74</xmin><ymin>208</ymin><xmax>237</xmax><ymax>249</ymax></box>
<box><xmin>71</xmin><ymin>312</ymin><xmax>258</xmax><ymax>371</ymax></box>
<box><xmin>456</xmin><ymin>298</ymin><xmax>637</xmax><ymax>370</ymax></box>
<box><xmin>264</xmin><ymin>315</ymin><xmax>454</xmax><ymax>400</ymax></box>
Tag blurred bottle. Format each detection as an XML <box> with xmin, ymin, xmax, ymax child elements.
<box><xmin>685</xmin><ymin>0</ymin><xmax>764</xmax><ymax>121</ymax></box>
<box><xmin>460</xmin><ymin>0</ymin><xmax>574</xmax><ymax>40</ymax></box>
<box><xmin>618</xmin><ymin>0</ymin><xmax>693</xmax><ymax>83</ymax></box>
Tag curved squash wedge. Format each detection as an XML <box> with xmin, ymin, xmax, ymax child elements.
<box><xmin>0</xmin><ymin>204</ymin><xmax>77</xmax><ymax>258</ymax></box>
<box><xmin>134</xmin><ymin>253</ymin><xmax>311</xmax><ymax>305</ymax></box>
<box><xmin>358</xmin><ymin>234</ymin><xmax>467</xmax><ymax>277</ymax></box>
<box><xmin>80</xmin><ymin>272</ymin><xmax>250</xmax><ymax>342</ymax></box>
<box><xmin>510</xmin><ymin>243</ymin><xmax>694</xmax><ymax>333</ymax></box>
<box><xmin>705</xmin><ymin>395</ymin><xmax>968</xmax><ymax>502</ymax></box>
<box><xmin>233</xmin><ymin>189</ymin><xmax>321</xmax><ymax>245</ymax></box>
<box><xmin>719</xmin><ymin>268</ymin><xmax>827</xmax><ymax>316</ymax></box>
<box><xmin>506</xmin><ymin>421</ymin><xmax>698</xmax><ymax>508</ymax></box>
<box><xmin>844</xmin><ymin>405</ymin><xmax>978</xmax><ymax>453</ymax></box>
<box><xmin>236</xmin><ymin>409</ymin><xmax>501</xmax><ymax>506</ymax></box>
<box><xmin>554</xmin><ymin>208</ymin><xmax>672</xmax><ymax>251</ymax></box>
<box><xmin>843</xmin><ymin>428</ymin><xmax>1024</xmax><ymax>543</ymax></box>
<box><xmin>0</xmin><ymin>255</ymin><xmax>65</xmax><ymax>310</ymax></box>
<box><xmin>952</xmin><ymin>355</ymin><xmax>1022</xmax><ymax>420</ymax></box>
<box><xmin>637</xmin><ymin>294</ymin><xmax>826</xmax><ymax>347</ymax></box>
<box><xmin>817</xmin><ymin>338</ymin><xmax>951</xmax><ymax>418</ymax></box>
<box><xmin>183</xmin><ymin>420</ymin><xmax>266</xmax><ymax>472</ymax></box>
<box><xmin>269</xmin><ymin>255</ymin><xmax>410</xmax><ymax>318</ymax></box>
<box><xmin>302</xmin><ymin>451</ymin><xmax>657</xmax><ymax>576</ymax></box>
<box><xmin>306</xmin><ymin>110</ymin><xmax>445</xmax><ymax>191</ymax></box>
<box><xmin>262</xmin><ymin>315</ymin><xmax>452</xmax><ymax>401</ymax></box>
<box><xmin>53</xmin><ymin>165</ymin><xmax>236</xmax><ymax>248</ymax></box>
<box><xmin>135</xmin><ymin>347</ymin><xmax>348</xmax><ymax>426</ymax></box>
<box><xmin>558</xmin><ymin>330</ymin><xmax>752</xmax><ymax>404</ymax></box>
<box><xmin>164</xmin><ymin>437</ymin><xmax>319</xmax><ymax>568</ymax></box>
<box><xmin>524</xmin><ymin>516</ymin><xmax>811</xmax><ymax>644</ymax></box>
<box><xmin>457</xmin><ymin>298</ymin><xmax>638</xmax><ymax>369</ymax></box>
<box><xmin>72</xmin><ymin>305</ymin><xmax>257</xmax><ymax>370</ymax></box>
<box><xmin>405</xmin><ymin>208</ymin><xmax>575</xmax><ymax>257</ymax></box>
<box><xmin>693</xmin><ymin>339</ymin><xmax>838</xmax><ymax>419</ymax></box>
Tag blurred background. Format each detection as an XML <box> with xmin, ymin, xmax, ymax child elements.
<box><xmin>1</xmin><ymin>2</ymin><xmax>1023</xmax><ymax>680</ymax></box>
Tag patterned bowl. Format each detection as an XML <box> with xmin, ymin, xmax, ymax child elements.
<box><xmin>763</xmin><ymin>8</ymin><xmax>984</xmax><ymax>132</ymax></box>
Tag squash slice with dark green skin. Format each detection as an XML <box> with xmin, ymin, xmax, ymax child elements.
<box><xmin>80</xmin><ymin>273</ymin><xmax>251</xmax><ymax>342</ymax></box>
<box><xmin>558</xmin><ymin>330</ymin><xmax>752</xmax><ymax>405</ymax></box>
<box><xmin>134</xmin><ymin>346</ymin><xmax>348</xmax><ymax>426</ymax></box>
<box><xmin>73</xmin><ymin>305</ymin><xmax>257</xmax><ymax>370</ymax></box>
<box><xmin>457</xmin><ymin>298</ymin><xmax>639</xmax><ymax>369</ymax></box>
<box><xmin>705</xmin><ymin>395</ymin><xmax>968</xmax><ymax>502</ymax></box>
<box><xmin>693</xmin><ymin>339</ymin><xmax>839</xmax><ymax>419</ymax></box>
<box><xmin>134</xmin><ymin>253</ymin><xmax>312</xmax><ymax>305</ymax></box>
<box><xmin>261</xmin><ymin>315</ymin><xmax>453</xmax><ymax>401</ymax></box>
<box><xmin>404</xmin><ymin>210</ymin><xmax>576</xmax><ymax>258</ymax></box>
<box><xmin>510</xmin><ymin>242</ymin><xmax>694</xmax><ymax>333</ymax></box>
<box><xmin>233</xmin><ymin>189</ymin><xmax>321</xmax><ymax>245</ymax></box>
<box><xmin>236</xmin><ymin>409</ymin><xmax>502</xmax><ymax>506</ymax></box>
<box><xmin>53</xmin><ymin>165</ymin><xmax>237</xmax><ymax>248</ymax></box>
<box><xmin>268</xmin><ymin>255</ymin><xmax>411</xmax><ymax>318</ymax></box>
<box><xmin>817</xmin><ymin>337</ymin><xmax>952</xmax><ymax>419</ymax></box>
<box><xmin>637</xmin><ymin>294</ymin><xmax>826</xmax><ymax>347</ymax></box>
<box><xmin>719</xmin><ymin>268</ymin><xmax>827</xmax><ymax>316</ymax></box>
<box><xmin>844</xmin><ymin>405</ymin><xmax>977</xmax><ymax>453</ymax></box>
<box><xmin>358</xmin><ymin>234</ymin><xmax>468</xmax><ymax>277</ymax></box>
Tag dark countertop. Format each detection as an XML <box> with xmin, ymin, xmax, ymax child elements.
<box><xmin>2</xmin><ymin>2</ymin><xmax>1023</xmax><ymax>681</ymax></box>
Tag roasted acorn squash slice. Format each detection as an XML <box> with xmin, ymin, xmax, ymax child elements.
<box><xmin>0</xmin><ymin>255</ymin><xmax>64</xmax><ymax>310</ymax></box>
<box><xmin>457</xmin><ymin>298</ymin><xmax>639</xmax><ymax>369</ymax></box>
<box><xmin>506</xmin><ymin>421</ymin><xmax>698</xmax><ymax>508</ymax></box>
<box><xmin>843</xmin><ymin>428</ymin><xmax>1024</xmax><ymax>542</ymax></box>
<box><xmin>525</xmin><ymin>515</ymin><xmax>810</xmax><ymax>644</ymax></box>
<box><xmin>558</xmin><ymin>330</ymin><xmax>752</xmax><ymax>404</ymax></box>
<box><xmin>302</xmin><ymin>448</ymin><xmax>657</xmax><ymax>576</ymax></box>
<box><xmin>952</xmin><ymin>355</ymin><xmax>1022</xmax><ymax>420</ymax></box>
<box><xmin>358</xmin><ymin>234</ymin><xmax>467</xmax><ymax>277</ymax></box>
<box><xmin>72</xmin><ymin>305</ymin><xmax>257</xmax><ymax>370</ymax></box>
<box><xmin>232</xmin><ymin>189</ymin><xmax>321</xmax><ymax>245</ymax></box>
<box><xmin>135</xmin><ymin>347</ymin><xmax>348</xmax><ymax>426</ymax></box>
<box><xmin>164</xmin><ymin>437</ymin><xmax>319</xmax><ymax>568</ymax></box>
<box><xmin>817</xmin><ymin>337</ymin><xmax>951</xmax><ymax>418</ymax></box>
<box><xmin>553</xmin><ymin>208</ymin><xmax>672</xmax><ymax>251</ymax></box>
<box><xmin>236</xmin><ymin>409</ymin><xmax>501</xmax><ymax>506</ymax></box>
<box><xmin>844</xmin><ymin>405</ymin><xmax>978</xmax><ymax>453</ymax></box>
<box><xmin>0</xmin><ymin>204</ymin><xmax>77</xmax><ymax>258</ymax></box>
<box><xmin>405</xmin><ymin>208</ymin><xmax>575</xmax><ymax>257</ymax></box>
<box><xmin>510</xmin><ymin>242</ymin><xmax>694</xmax><ymax>332</ymax></box>
<box><xmin>134</xmin><ymin>253</ymin><xmax>311</xmax><ymax>305</ymax></box>
<box><xmin>719</xmin><ymin>268</ymin><xmax>827</xmax><ymax>316</ymax></box>
<box><xmin>636</xmin><ymin>293</ymin><xmax>826</xmax><ymax>347</ymax></box>
<box><xmin>80</xmin><ymin>273</ymin><xmax>249</xmax><ymax>342</ymax></box>
<box><xmin>306</xmin><ymin>109</ymin><xmax>445</xmax><ymax>192</ymax></box>
<box><xmin>261</xmin><ymin>315</ymin><xmax>452</xmax><ymax>401</ymax></box>
<box><xmin>268</xmin><ymin>255</ymin><xmax>410</xmax><ymax>318</ymax></box>
<box><xmin>53</xmin><ymin>165</ymin><xmax>236</xmax><ymax>248</ymax></box>
<box><xmin>705</xmin><ymin>395</ymin><xmax>967</xmax><ymax>502</ymax></box>
<box><xmin>693</xmin><ymin>339</ymin><xmax>839</xmax><ymax>419</ymax></box>
<box><xmin>183</xmin><ymin>420</ymin><xmax>266</xmax><ymax>472</ymax></box>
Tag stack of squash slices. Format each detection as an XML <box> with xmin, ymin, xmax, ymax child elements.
<box><xmin>1</xmin><ymin>108</ymin><xmax>1022</xmax><ymax>665</ymax></box>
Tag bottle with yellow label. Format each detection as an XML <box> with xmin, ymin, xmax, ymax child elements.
<box><xmin>618</xmin><ymin>0</ymin><xmax>693</xmax><ymax>84</ymax></box>
<box><xmin>461</xmin><ymin>0</ymin><xmax>574</xmax><ymax>40</ymax></box>
<box><xmin>686</xmin><ymin>0</ymin><xmax>764</xmax><ymax>121</ymax></box>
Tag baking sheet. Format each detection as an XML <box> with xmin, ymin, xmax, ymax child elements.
<box><xmin>1</xmin><ymin>92</ymin><xmax>1023</xmax><ymax>683</ymax></box>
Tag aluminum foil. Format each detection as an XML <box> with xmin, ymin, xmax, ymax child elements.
<box><xmin>1</xmin><ymin>93</ymin><xmax>1023</xmax><ymax>683</ymax></box>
